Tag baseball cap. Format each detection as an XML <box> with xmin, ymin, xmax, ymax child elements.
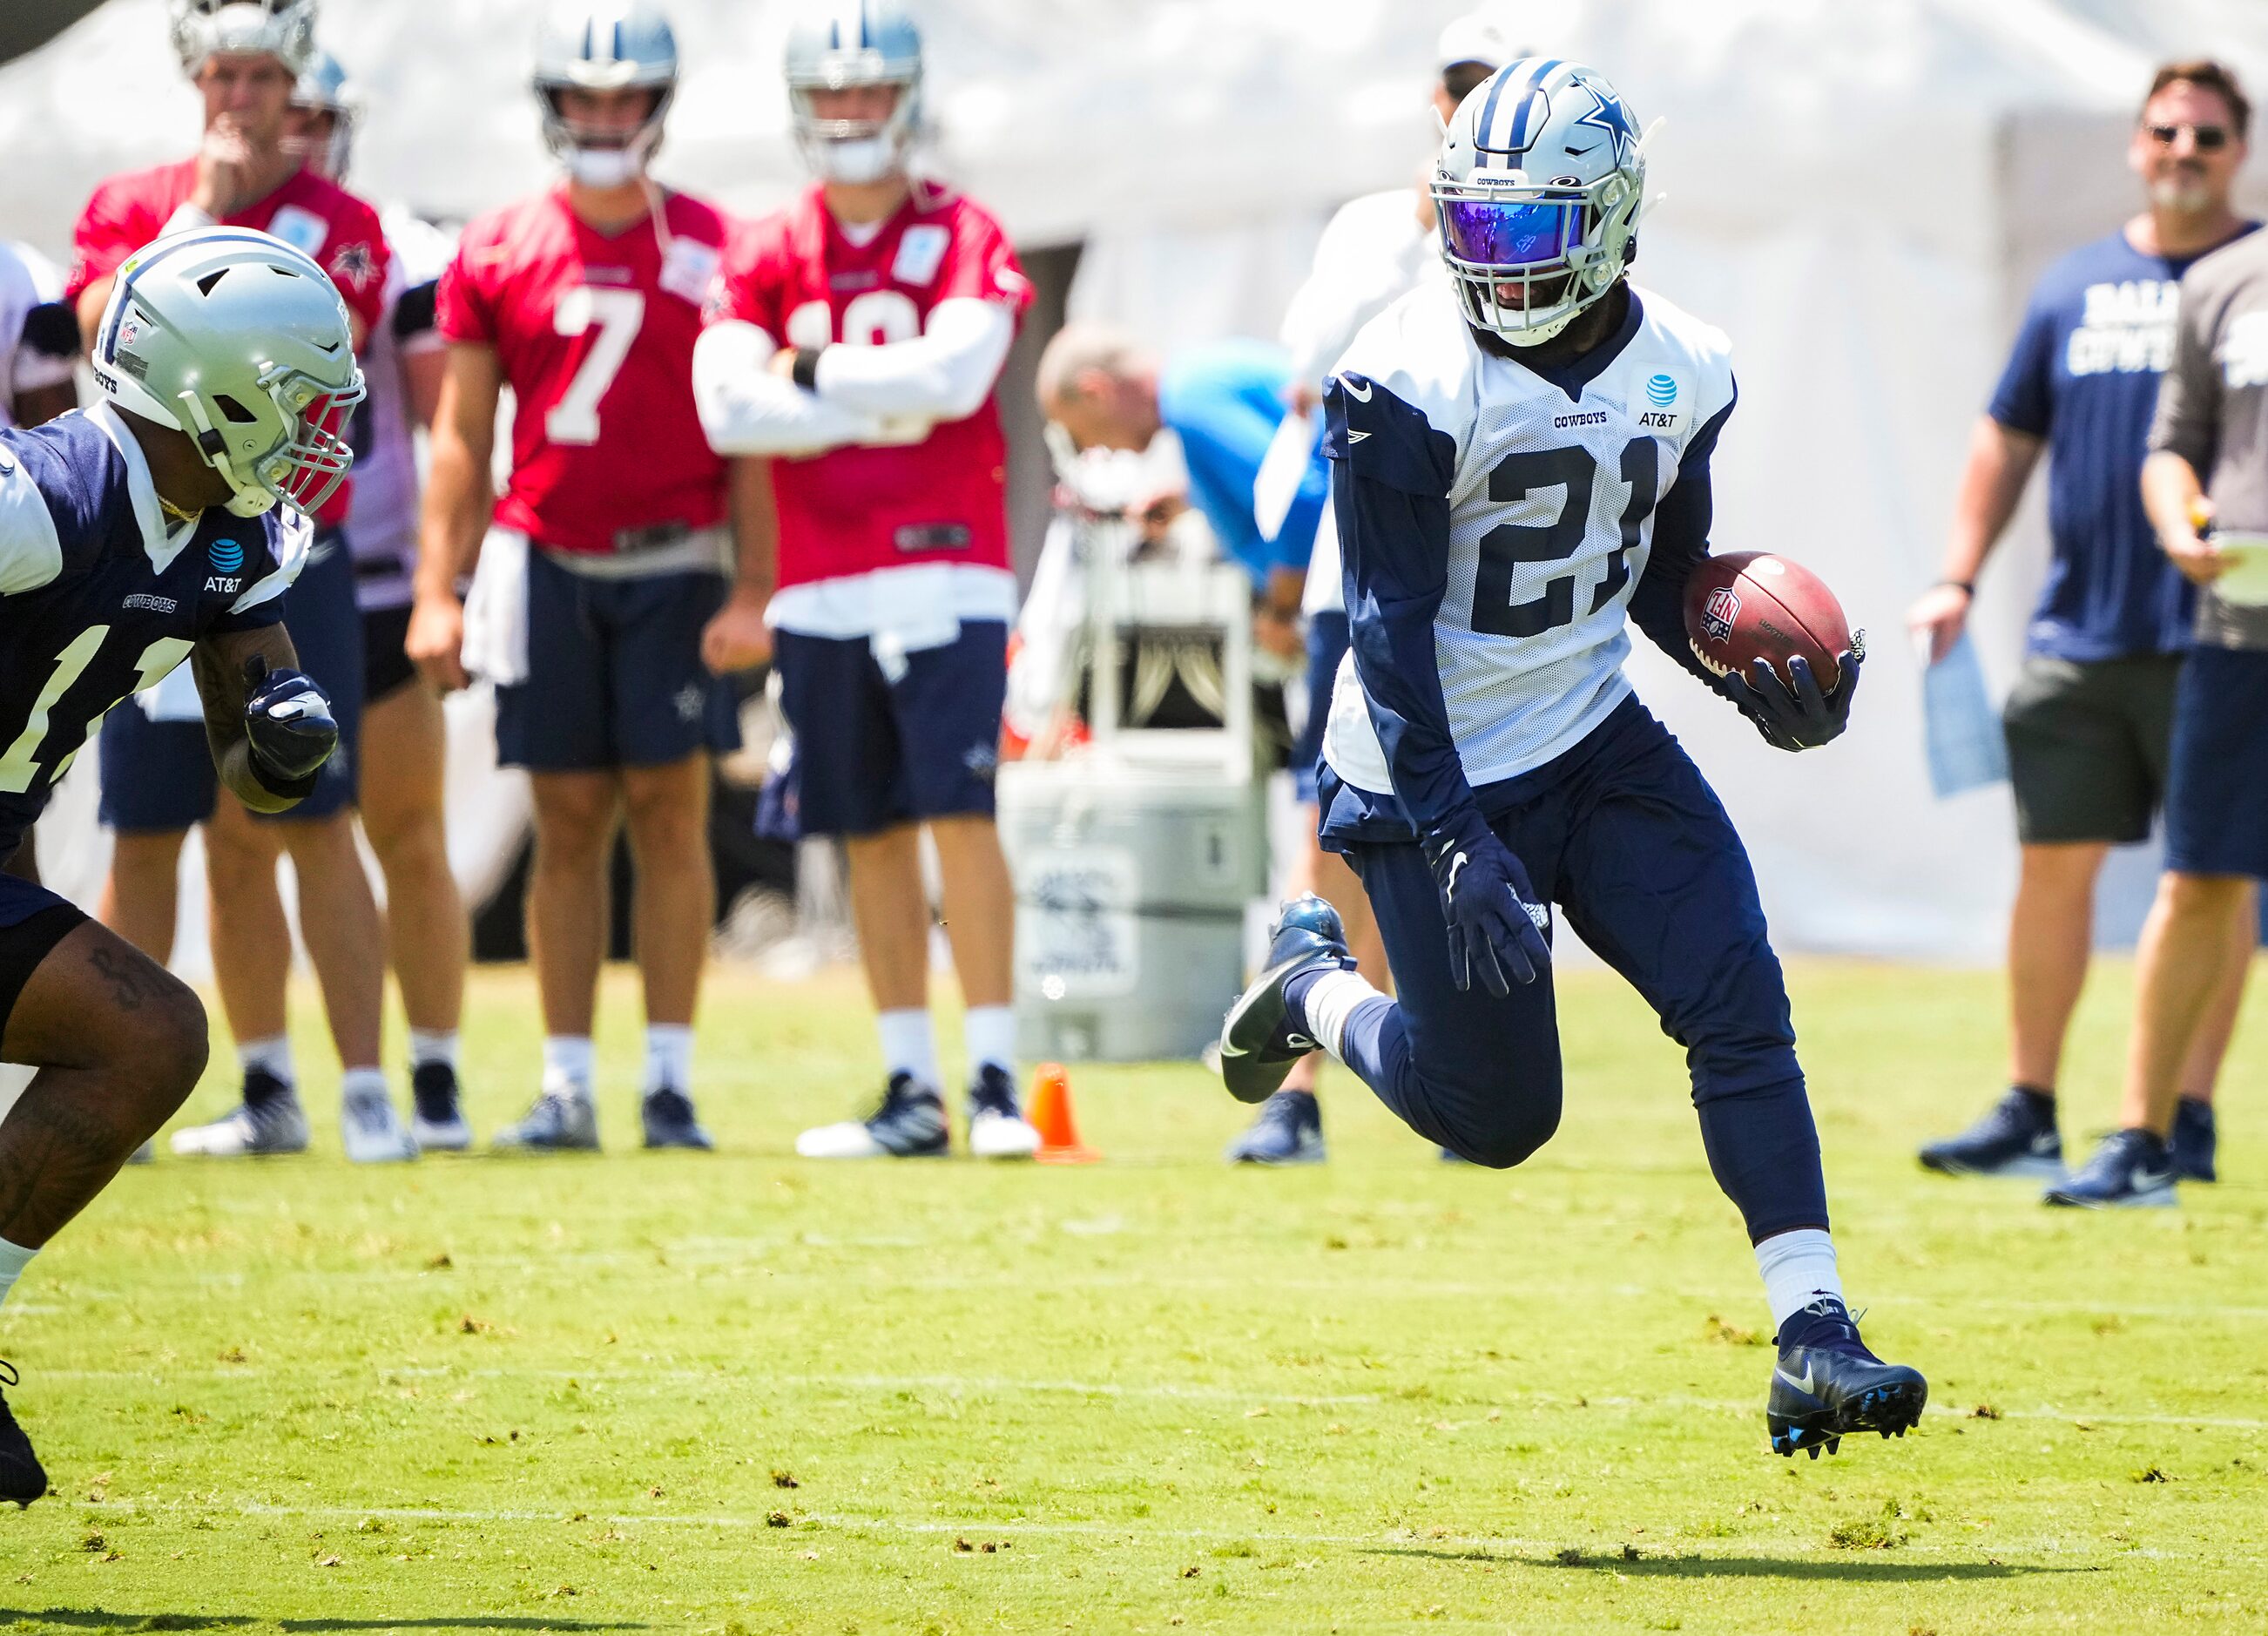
<box><xmin>1437</xmin><ymin>12</ymin><xmax>1515</xmax><ymax>75</ymax></box>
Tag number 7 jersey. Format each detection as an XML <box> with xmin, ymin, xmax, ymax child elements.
<box><xmin>435</xmin><ymin>185</ymin><xmax>730</xmax><ymax>555</ymax></box>
<box><xmin>1321</xmin><ymin>280</ymin><xmax>1737</xmax><ymax>795</ymax></box>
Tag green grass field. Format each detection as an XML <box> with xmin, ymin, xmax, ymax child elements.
<box><xmin>3</xmin><ymin>956</ymin><xmax>2265</xmax><ymax>1634</ymax></box>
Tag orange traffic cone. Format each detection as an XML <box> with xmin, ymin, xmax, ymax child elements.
<box><xmin>1028</xmin><ymin>1062</ymin><xmax>1099</xmax><ymax>1164</ymax></box>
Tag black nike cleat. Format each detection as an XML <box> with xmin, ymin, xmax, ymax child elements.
<box><xmin>0</xmin><ymin>1360</ymin><xmax>47</xmax><ymax>1507</ymax></box>
<box><xmin>1218</xmin><ymin>896</ymin><xmax>1353</xmax><ymax>1105</ymax></box>
<box><xmin>1765</xmin><ymin>1299</ymin><xmax>1927</xmax><ymax>1459</ymax></box>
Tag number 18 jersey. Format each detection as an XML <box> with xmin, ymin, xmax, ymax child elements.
<box><xmin>1322</xmin><ymin>281</ymin><xmax>1736</xmax><ymax>795</ymax></box>
<box><xmin>435</xmin><ymin>186</ymin><xmax>730</xmax><ymax>556</ymax></box>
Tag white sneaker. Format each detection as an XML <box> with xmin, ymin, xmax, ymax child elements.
<box><xmin>341</xmin><ymin>1088</ymin><xmax>420</xmax><ymax>1164</ymax></box>
<box><xmin>966</xmin><ymin>1065</ymin><xmax>1041</xmax><ymax>1159</ymax></box>
<box><xmin>171</xmin><ymin>1076</ymin><xmax>310</xmax><ymax>1158</ymax></box>
<box><xmin>795</xmin><ymin>1074</ymin><xmax>949</xmax><ymax>1159</ymax></box>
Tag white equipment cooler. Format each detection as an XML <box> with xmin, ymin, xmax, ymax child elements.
<box><xmin>997</xmin><ymin>514</ymin><xmax>1267</xmax><ymax>1063</ymax></box>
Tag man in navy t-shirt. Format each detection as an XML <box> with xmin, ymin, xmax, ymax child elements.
<box><xmin>1912</xmin><ymin>60</ymin><xmax>2258</xmax><ymax>1185</ymax></box>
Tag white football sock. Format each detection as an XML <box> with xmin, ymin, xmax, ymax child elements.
<box><xmin>341</xmin><ymin>1066</ymin><xmax>388</xmax><ymax>1103</ymax></box>
<box><xmin>1755</xmin><ymin>1227</ymin><xmax>1844</xmax><ymax>1335</ymax></box>
<box><xmin>875</xmin><ymin>1009</ymin><xmax>938</xmax><ymax>1089</ymax></box>
<box><xmin>238</xmin><ymin>1034</ymin><xmax>295</xmax><ymax>1087</ymax></box>
<box><xmin>644</xmin><ymin>1024</ymin><xmax>693</xmax><ymax>1093</ymax></box>
<box><xmin>0</xmin><ymin>1236</ymin><xmax>32</xmax><ymax>1311</ymax></box>
<box><xmin>962</xmin><ymin>1005</ymin><xmax>1016</xmax><ymax>1081</ymax></box>
<box><xmin>408</xmin><ymin>1029</ymin><xmax>460</xmax><ymax>1072</ymax></box>
<box><xmin>542</xmin><ymin>1036</ymin><xmax>596</xmax><ymax>1099</ymax></box>
<box><xmin>1299</xmin><ymin>969</ymin><xmax>1386</xmax><ymax>1063</ymax></box>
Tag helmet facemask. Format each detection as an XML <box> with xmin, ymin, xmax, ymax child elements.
<box><xmin>538</xmin><ymin>83</ymin><xmax>674</xmax><ymax>188</ymax></box>
<box><xmin>1434</xmin><ymin>168</ymin><xmax>1643</xmax><ymax>347</ymax></box>
<box><xmin>788</xmin><ymin>68</ymin><xmax>921</xmax><ymax>184</ymax></box>
<box><xmin>177</xmin><ymin>362</ymin><xmax>366</xmax><ymax>518</ymax></box>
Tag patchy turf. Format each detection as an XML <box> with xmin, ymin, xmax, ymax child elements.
<box><xmin>2</xmin><ymin>957</ymin><xmax>2265</xmax><ymax>1633</ymax></box>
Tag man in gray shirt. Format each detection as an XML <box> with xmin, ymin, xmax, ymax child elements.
<box><xmin>2049</xmin><ymin>226</ymin><xmax>2268</xmax><ymax>1205</ymax></box>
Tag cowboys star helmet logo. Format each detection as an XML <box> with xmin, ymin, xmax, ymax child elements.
<box><xmin>328</xmin><ymin>242</ymin><xmax>376</xmax><ymax>292</ymax></box>
<box><xmin>1572</xmin><ymin>81</ymin><xmax>1639</xmax><ymax>164</ymax></box>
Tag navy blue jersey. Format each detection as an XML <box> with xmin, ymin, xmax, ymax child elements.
<box><xmin>0</xmin><ymin>404</ymin><xmax>301</xmax><ymax>859</ymax></box>
<box><xmin>1988</xmin><ymin>226</ymin><xmax>2258</xmax><ymax>661</ymax></box>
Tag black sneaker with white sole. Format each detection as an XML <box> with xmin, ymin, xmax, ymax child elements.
<box><xmin>410</xmin><ymin>1062</ymin><xmax>472</xmax><ymax>1152</ymax></box>
<box><xmin>1917</xmin><ymin>1088</ymin><xmax>2062</xmax><ymax>1179</ymax></box>
<box><xmin>0</xmin><ymin>1360</ymin><xmax>46</xmax><ymax>1507</ymax></box>
<box><xmin>1219</xmin><ymin>896</ymin><xmax>1353</xmax><ymax>1105</ymax></box>
<box><xmin>641</xmin><ymin>1085</ymin><xmax>714</xmax><ymax>1151</ymax></box>
<box><xmin>797</xmin><ymin>1073</ymin><xmax>950</xmax><ymax>1159</ymax></box>
<box><xmin>1765</xmin><ymin>1299</ymin><xmax>1928</xmax><ymax>1459</ymax></box>
<box><xmin>2042</xmin><ymin>1128</ymin><xmax>2177</xmax><ymax>1208</ymax></box>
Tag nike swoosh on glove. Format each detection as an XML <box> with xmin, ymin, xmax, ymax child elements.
<box><xmin>1421</xmin><ymin>811</ymin><xmax>1551</xmax><ymax>998</ymax></box>
<box><xmin>242</xmin><ymin>654</ymin><xmax>339</xmax><ymax>784</ymax></box>
<box><xmin>1714</xmin><ymin>646</ymin><xmax>1862</xmax><ymax>752</ymax></box>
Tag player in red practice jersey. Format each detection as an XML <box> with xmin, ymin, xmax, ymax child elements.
<box><xmin>69</xmin><ymin>0</ymin><xmax>411</xmax><ymax>1164</ymax></box>
<box><xmin>410</xmin><ymin>0</ymin><xmax>748</xmax><ymax>1153</ymax></box>
<box><xmin>695</xmin><ymin>0</ymin><xmax>1039</xmax><ymax>1159</ymax></box>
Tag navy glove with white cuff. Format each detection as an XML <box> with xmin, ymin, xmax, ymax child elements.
<box><xmin>1713</xmin><ymin>645</ymin><xmax>1863</xmax><ymax>753</ymax></box>
<box><xmin>242</xmin><ymin>654</ymin><xmax>338</xmax><ymax>800</ymax></box>
<box><xmin>1421</xmin><ymin>810</ymin><xmax>1552</xmax><ymax>998</ymax></box>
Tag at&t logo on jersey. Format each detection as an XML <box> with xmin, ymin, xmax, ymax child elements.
<box><xmin>1700</xmin><ymin>585</ymin><xmax>1740</xmax><ymax>646</ymax></box>
<box><xmin>206</xmin><ymin>537</ymin><xmax>245</xmax><ymax>595</ymax></box>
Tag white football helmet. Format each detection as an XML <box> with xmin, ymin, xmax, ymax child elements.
<box><xmin>91</xmin><ymin>227</ymin><xmax>366</xmax><ymax>519</ymax></box>
<box><xmin>1433</xmin><ymin>59</ymin><xmax>1651</xmax><ymax>347</ymax></box>
<box><xmin>784</xmin><ymin>0</ymin><xmax>923</xmax><ymax>185</ymax></box>
<box><xmin>170</xmin><ymin>0</ymin><xmax>318</xmax><ymax>78</ymax></box>
<box><xmin>290</xmin><ymin>49</ymin><xmax>359</xmax><ymax>182</ymax></box>
<box><xmin>533</xmin><ymin>0</ymin><xmax>678</xmax><ymax>189</ymax></box>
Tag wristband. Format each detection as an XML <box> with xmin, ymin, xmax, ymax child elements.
<box><xmin>791</xmin><ymin>346</ymin><xmax>825</xmax><ymax>391</ymax></box>
<box><xmin>1936</xmin><ymin>579</ymin><xmax>1974</xmax><ymax>597</ymax></box>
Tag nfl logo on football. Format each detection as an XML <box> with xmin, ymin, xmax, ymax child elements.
<box><xmin>1701</xmin><ymin>585</ymin><xmax>1741</xmax><ymax>645</ymax></box>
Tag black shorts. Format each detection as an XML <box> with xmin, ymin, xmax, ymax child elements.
<box><xmin>2002</xmin><ymin>653</ymin><xmax>2183</xmax><ymax>845</ymax></box>
<box><xmin>0</xmin><ymin>873</ymin><xmax>87</xmax><ymax>1041</ymax></box>
<box><xmin>362</xmin><ymin>604</ymin><xmax>417</xmax><ymax>705</ymax></box>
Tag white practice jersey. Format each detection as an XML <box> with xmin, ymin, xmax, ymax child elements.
<box><xmin>1280</xmin><ymin>189</ymin><xmax>1444</xmax><ymax>618</ymax></box>
<box><xmin>0</xmin><ymin>241</ymin><xmax>74</xmax><ymax>429</ymax></box>
<box><xmin>1322</xmin><ymin>279</ymin><xmax>1735</xmax><ymax>795</ymax></box>
<box><xmin>343</xmin><ymin>207</ymin><xmax>456</xmax><ymax>612</ymax></box>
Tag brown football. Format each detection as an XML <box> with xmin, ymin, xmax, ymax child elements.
<box><xmin>1683</xmin><ymin>552</ymin><xmax>1854</xmax><ymax>692</ymax></box>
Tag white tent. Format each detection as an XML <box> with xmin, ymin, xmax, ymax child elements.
<box><xmin>2</xmin><ymin>0</ymin><xmax>2264</xmax><ymax>958</ymax></box>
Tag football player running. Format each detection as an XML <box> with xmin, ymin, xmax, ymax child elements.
<box><xmin>69</xmin><ymin>0</ymin><xmax>408</xmax><ymax>1164</ymax></box>
<box><xmin>288</xmin><ymin>50</ymin><xmax>473</xmax><ymax>1148</ymax></box>
<box><xmin>411</xmin><ymin>0</ymin><xmax>739</xmax><ymax>1152</ymax></box>
<box><xmin>696</xmin><ymin>0</ymin><xmax>1039</xmax><ymax>1159</ymax></box>
<box><xmin>0</xmin><ymin>226</ymin><xmax>358</xmax><ymax>1502</ymax></box>
<box><xmin>1218</xmin><ymin>60</ymin><xmax>1927</xmax><ymax>1457</ymax></box>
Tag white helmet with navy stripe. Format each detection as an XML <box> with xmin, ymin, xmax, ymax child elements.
<box><xmin>784</xmin><ymin>0</ymin><xmax>923</xmax><ymax>186</ymax></box>
<box><xmin>1434</xmin><ymin>58</ymin><xmax>1651</xmax><ymax>348</ymax></box>
<box><xmin>92</xmin><ymin>226</ymin><xmax>366</xmax><ymax>520</ymax></box>
<box><xmin>533</xmin><ymin>0</ymin><xmax>679</xmax><ymax>188</ymax></box>
<box><xmin>170</xmin><ymin>0</ymin><xmax>318</xmax><ymax>78</ymax></box>
<box><xmin>290</xmin><ymin>48</ymin><xmax>360</xmax><ymax>182</ymax></box>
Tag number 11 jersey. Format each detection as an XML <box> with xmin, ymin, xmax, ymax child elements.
<box><xmin>435</xmin><ymin>185</ymin><xmax>730</xmax><ymax>556</ymax></box>
<box><xmin>1322</xmin><ymin>280</ymin><xmax>1736</xmax><ymax>796</ymax></box>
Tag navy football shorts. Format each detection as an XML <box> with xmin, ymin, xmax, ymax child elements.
<box><xmin>2165</xmin><ymin>645</ymin><xmax>2268</xmax><ymax>879</ymax></box>
<box><xmin>771</xmin><ymin>619</ymin><xmax>1008</xmax><ymax>838</ymax></box>
<box><xmin>0</xmin><ymin>870</ymin><xmax>88</xmax><ymax>1039</ymax></box>
<box><xmin>493</xmin><ymin>548</ymin><xmax>740</xmax><ymax>773</ymax></box>
<box><xmin>98</xmin><ymin>531</ymin><xmax>364</xmax><ymax>833</ymax></box>
<box><xmin>1293</xmin><ymin>611</ymin><xmax>1350</xmax><ymax>806</ymax></box>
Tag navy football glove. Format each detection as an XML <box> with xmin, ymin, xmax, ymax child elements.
<box><xmin>1422</xmin><ymin>812</ymin><xmax>1551</xmax><ymax>998</ymax></box>
<box><xmin>1713</xmin><ymin>646</ymin><xmax>1862</xmax><ymax>753</ymax></box>
<box><xmin>242</xmin><ymin>654</ymin><xmax>338</xmax><ymax>798</ymax></box>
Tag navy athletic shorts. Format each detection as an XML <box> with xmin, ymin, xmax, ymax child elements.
<box><xmin>771</xmin><ymin>619</ymin><xmax>1008</xmax><ymax>838</ymax></box>
<box><xmin>0</xmin><ymin>872</ymin><xmax>87</xmax><ymax>1040</ymax></box>
<box><xmin>493</xmin><ymin>548</ymin><xmax>740</xmax><ymax>773</ymax></box>
<box><xmin>98</xmin><ymin>531</ymin><xmax>364</xmax><ymax>832</ymax></box>
<box><xmin>2165</xmin><ymin>644</ymin><xmax>2268</xmax><ymax>879</ymax></box>
<box><xmin>1293</xmin><ymin>611</ymin><xmax>1350</xmax><ymax>805</ymax></box>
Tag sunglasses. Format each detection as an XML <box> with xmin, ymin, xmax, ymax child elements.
<box><xmin>2147</xmin><ymin>121</ymin><xmax>2232</xmax><ymax>151</ymax></box>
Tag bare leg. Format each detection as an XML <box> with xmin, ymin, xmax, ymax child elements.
<box><xmin>98</xmin><ymin>831</ymin><xmax>189</xmax><ymax>963</ymax></box>
<box><xmin>273</xmin><ymin>812</ymin><xmax>387</xmax><ymax>1072</ymax></box>
<box><xmin>2118</xmin><ymin>872</ymin><xmax>2253</xmax><ymax>1136</ymax></box>
<box><xmin>620</xmin><ymin>754</ymin><xmax>712</xmax><ymax>1029</ymax></box>
<box><xmin>2007</xmin><ymin>842</ymin><xmax>2109</xmax><ymax>1091</ymax></box>
<box><xmin>528</xmin><ymin>771</ymin><xmax>618</xmax><ymax>1039</ymax></box>
<box><xmin>844</xmin><ymin>824</ymin><xmax>930</xmax><ymax>1013</ymax></box>
<box><xmin>2176</xmin><ymin>879</ymin><xmax>2256</xmax><ymax>1105</ymax></box>
<box><xmin>0</xmin><ymin>923</ymin><xmax>207</xmax><ymax>1247</ymax></box>
<box><xmin>359</xmin><ymin>680</ymin><xmax>465</xmax><ymax>1037</ymax></box>
<box><xmin>201</xmin><ymin>800</ymin><xmax>293</xmax><ymax>1045</ymax></box>
<box><xmin>928</xmin><ymin>815</ymin><xmax>1014</xmax><ymax>1009</ymax></box>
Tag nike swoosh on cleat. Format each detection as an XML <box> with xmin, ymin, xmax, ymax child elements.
<box><xmin>1218</xmin><ymin>1042</ymin><xmax>1247</xmax><ymax>1058</ymax></box>
<box><xmin>1774</xmin><ymin>1364</ymin><xmax>1817</xmax><ymax>1395</ymax></box>
<box><xmin>1285</xmin><ymin>1033</ymin><xmax>1316</xmax><ymax>1051</ymax></box>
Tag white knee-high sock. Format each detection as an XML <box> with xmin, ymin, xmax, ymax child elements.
<box><xmin>1297</xmin><ymin>969</ymin><xmax>1387</xmax><ymax>1064</ymax></box>
<box><xmin>1755</xmin><ymin>1227</ymin><xmax>1844</xmax><ymax>1335</ymax></box>
<box><xmin>0</xmin><ymin>1236</ymin><xmax>33</xmax><ymax>1311</ymax></box>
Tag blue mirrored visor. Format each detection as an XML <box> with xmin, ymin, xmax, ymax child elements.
<box><xmin>1439</xmin><ymin>197</ymin><xmax>1577</xmax><ymax>267</ymax></box>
